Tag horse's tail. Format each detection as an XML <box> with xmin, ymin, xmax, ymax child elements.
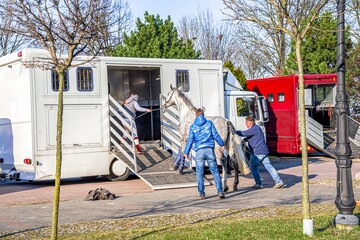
<box><xmin>226</xmin><ymin>121</ymin><xmax>251</xmax><ymax>175</ymax></box>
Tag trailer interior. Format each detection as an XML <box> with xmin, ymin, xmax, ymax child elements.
<box><xmin>305</xmin><ymin>84</ymin><xmax>335</xmax><ymax>128</ymax></box>
<box><xmin>107</xmin><ymin>66</ymin><xmax>161</xmax><ymax>141</ymax></box>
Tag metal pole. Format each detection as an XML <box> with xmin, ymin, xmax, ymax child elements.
<box><xmin>334</xmin><ymin>0</ymin><xmax>359</xmax><ymax>228</ymax></box>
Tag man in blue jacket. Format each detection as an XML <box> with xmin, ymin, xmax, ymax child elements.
<box><xmin>184</xmin><ymin>108</ymin><xmax>225</xmax><ymax>199</ymax></box>
<box><xmin>236</xmin><ymin>116</ymin><xmax>285</xmax><ymax>189</ymax></box>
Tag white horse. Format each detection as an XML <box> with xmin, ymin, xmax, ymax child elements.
<box><xmin>163</xmin><ymin>85</ymin><xmax>244</xmax><ymax>191</ymax></box>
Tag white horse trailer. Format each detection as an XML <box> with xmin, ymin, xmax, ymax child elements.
<box><xmin>0</xmin><ymin>48</ymin><xmax>267</xmax><ymax>186</ymax></box>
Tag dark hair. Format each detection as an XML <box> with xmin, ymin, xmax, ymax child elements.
<box><xmin>196</xmin><ymin>108</ymin><xmax>204</xmax><ymax>117</ymax></box>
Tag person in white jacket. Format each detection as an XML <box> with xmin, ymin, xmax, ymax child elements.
<box><xmin>121</xmin><ymin>94</ymin><xmax>151</xmax><ymax>153</ymax></box>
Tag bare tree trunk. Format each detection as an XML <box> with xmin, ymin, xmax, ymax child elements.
<box><xmin>51</xmin><ymin>71</ymin><xmax>65</xmax><ymax>240</ymax></box>
<box><xmin>295</xmin><ymin>38</ymin><xmax>312</xmax><ymax>236</ymax></box>
<box><xmin>1</xmin><ymin>1</ymin><xmax>115</xmax><ymax>239</ymax></box>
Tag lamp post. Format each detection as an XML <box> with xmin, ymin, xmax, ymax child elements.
<box><xmin>334</xmin><ymin>0</ymin><xmax>359</xmax><ymax>229</ymax></box>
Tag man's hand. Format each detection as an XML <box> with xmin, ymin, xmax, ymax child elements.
<box><xmin>184</xmin><ymin>154</ymin><xmax>189</xmax><ymax>159</ymax></box>
<box><xmin>146</xmin><ymin>109</ymin><xmax>152</xmax><ymax>112</ymax></box>
<box><xmin>220</xmin><ymin>146</ymin><xmax>225</xmax><ymax>151</ymax></box>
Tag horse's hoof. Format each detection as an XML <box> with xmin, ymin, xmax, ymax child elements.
<box><xmin>233</xmin><ymin>186</ymin><xmax>238</xmax><ymax>191</ymax></box>
<box><xmin>224</xmin><ymin>186</ymin><xmax>229</xmax><ymax>192</ymax></box>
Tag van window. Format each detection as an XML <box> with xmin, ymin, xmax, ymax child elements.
<box><xmin>315</xmin><ymin>85</ymin><xmax>334</xmax><ymax>105</ymax></box>
<box><xmin>267</xmin><ymin>93</ymin><xmax>274</xmax><ymax>102</ymax></box>
<box><xmin>278</xmin><ymin>92</ymin><xmax>285</xmax><ymax>102</ymax></box>
<box><xmin>77</xmin><ymin>67</ymin><xmax>93</xmax><ymax>91</ymax></box>
<box><xmin>176</xmin><ymin>70</ymin><xmax>189</xmax><ymax>92</ymax></box>
<box><xmin>51</xmin><ymin>69</ymin><xmax>69</xmax><ymax>91</ymax></box>
<box><xmin>236</xmin><ymin>97</ymin><xmax>257</xmax><ymax>119</ymax></box>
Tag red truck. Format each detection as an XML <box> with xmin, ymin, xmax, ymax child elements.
<box><xmin>247</xmin><ymin>74</ymin><xmax>337</xmax><ymax>155</ymax></box>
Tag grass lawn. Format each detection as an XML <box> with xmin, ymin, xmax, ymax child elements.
<box><xmin>2</xmin><ymin>203</ymin><xmax>360</xmax><ymax>239</ymax></box>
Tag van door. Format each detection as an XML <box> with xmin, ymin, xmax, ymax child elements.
<box><xmin>232</xmin><ymin>96</ymin><xmax>249</xmax><ymax>131</ymax></box>
<box><xmin>199</xmin><ymin>70</ymin><xmax>222</xmax><ymax>116</ymax></box>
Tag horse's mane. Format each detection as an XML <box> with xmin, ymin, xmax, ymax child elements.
<box><xmin>176</xmin><ymin>90</ymin><xmax>197</xmax><ymax>111</ymax></box>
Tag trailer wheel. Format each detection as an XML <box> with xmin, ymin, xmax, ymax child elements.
<box><xmin>103</xmin><ymin>158</ymin><xmax>130</xmax><ymax>181</ymax></box>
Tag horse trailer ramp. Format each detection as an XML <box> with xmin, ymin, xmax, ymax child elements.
<box><xmin>111</xmin><ymin>144</ymin><xmax>209</xmax><ymax>190</ymax></box>
<box><xmin>306</xmin><ymin>115</ymin><xmax>360</xmax><ymax>159</ymax></box>
<box><xmin>308</xmin><ymin>129</ymin><xmax>360</xmax><ymax>159</ymax></box>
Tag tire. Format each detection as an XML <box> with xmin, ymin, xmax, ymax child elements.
<box><xmin>103</xmin><ymin>158</ymin><xmax>131</xmax><ymax>181</ymax></box>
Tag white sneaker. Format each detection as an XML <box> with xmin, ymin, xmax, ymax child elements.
<box><xmin>273</xmin><ymin>182</ymin><xmax>285</xmax><ymax>189</ymax></box>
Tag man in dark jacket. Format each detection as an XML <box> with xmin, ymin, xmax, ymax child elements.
<box><xmin>184</xmin><ymin>108</ymin><xmax>225</xmax><ymax>199</ymax></box>
<box><xmin>236</xmin><ymin>116</ymin><xmax>284</xmax><ymax>189</ymax></box>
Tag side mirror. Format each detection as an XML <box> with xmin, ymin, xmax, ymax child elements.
<box><xmin>261</xmin><ymin>97</ymin><xmax>269</xmax><ymax>122</ymax></box>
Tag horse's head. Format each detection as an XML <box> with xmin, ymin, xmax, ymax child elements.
<box><xmin>163</xmin><ymin>84</ymin><xmax>182</xmax><ymax>108</ymax></box>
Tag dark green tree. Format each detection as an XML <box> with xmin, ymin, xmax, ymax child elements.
<box><xmin>224</xmin><ymin>61</ymin><xmax>247</xmax><ymax>89</ymax></box>
<box><xmin>284</xmin><ymin>12</ymin><xmax>352</xmax><ymax>75</ymax></box>
<box><xmin>224</xmin><ymin>61</ymin><xmax>248</xmax><ymax>117</ymax></box>
<box><xmin>112</xmin><ymin>12</ymin><xmax>200</xmax><ymax>59</ymax></box>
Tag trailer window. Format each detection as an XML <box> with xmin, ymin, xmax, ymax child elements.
<box><xmin>51</xmin><ymin>69</ymin><xmax>69</xmax><ymax>91</ymax></box>
<box><xmin>278</xmin><ymin>92</ymin><xmax>285</xmax><ymax>102</ymax></box>
<box><xmin>77</xmin><ymin>67</ymin><xmax>93</xmax><ymax>91</ymax></box>
<box><xmin>176</xmin><ymin>70</ymin><xmax>189</xmax><ymax>92</ymax></box>
<box><xmin>267</xmin><ymin>93</ymin><xmax>274</xmax><ymax>102</ymax></box>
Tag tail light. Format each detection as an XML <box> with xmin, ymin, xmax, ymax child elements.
<box><xmin>0</xmin><ymin>158</ymin><xmax>3</xmax><ymax>163</ymax></box>
<box><xmin>299</xmin><ymin>145</ymin><xmax>312</xmax><ymax>150</ymax></box>
<box><xmin>17</xmin><ymin>51</ymin><xmax>22</xmax><ymax>57</ymax></box>
<box><xmin>24</xmin><ymin>158</ymin><xmax>32</xmax><ymax>164</ymax></box>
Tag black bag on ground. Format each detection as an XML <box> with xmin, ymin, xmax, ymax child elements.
<box><xmin>85</xmin><ymin>187</ymin><xmax>116</xmax><ymax>201</ymax></box>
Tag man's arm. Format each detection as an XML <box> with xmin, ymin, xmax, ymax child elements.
<box><xmin>236</xmin><ymin>127</ymin><xmax>255</xmax><ymax>138</ymax></box>
<box><xmin>211</xmin><ymin>122</ymin><xmax>225</xmax><ymax>147</ymax></box>
<box><xmin>183</xmin><ymin>127</ymin><xmax>194</xmax><ymax>158</ymax></box>
<box><xmin>134</xmin><ymin>101</ymin><xmax>151</xmax><ymax>112</ymax></box>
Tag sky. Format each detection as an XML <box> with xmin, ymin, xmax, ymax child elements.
<box><xmin>129</xmin><ymin>0</ymin><xmax>226</xmax><ymax>26</ymax></box>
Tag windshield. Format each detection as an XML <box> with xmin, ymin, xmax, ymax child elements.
<box><xmin>315</xmin><ymin>85</ymin><xmax>334</xmax><ymax>106</ymax></box>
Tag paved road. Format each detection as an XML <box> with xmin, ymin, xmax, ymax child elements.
<box><xmin>1</xmin><ymin>155</ymin><xmax>360</xmax><ymax>235</ymax></box>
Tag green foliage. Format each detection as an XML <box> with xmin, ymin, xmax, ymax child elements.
<box><xmin>347</xmin><ymin>41</ymin><xmax>360</xmax><ymax>112</ymax></box>
<box><xmin>224</xmin><ymin>61</ymin><xmax>247</xmax><ymax>89</ymax></box>
<box><xmin>223</xmin><ymin>61</ymin><xmax>248</xmax><ymax>117</ymax></box>
<box><xmin>112</xmin><ymin>12</ymin><xmax>200</xmax><ymax>59</ymax></box>
<box><xmin>284</xmin><ymin>12</ymin><xmax>352</xmax><ymax>75</ymax></box>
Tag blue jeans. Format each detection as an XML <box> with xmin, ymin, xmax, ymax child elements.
<box><xmin>250</xmin><ymin>154</ymin><xmax>283</xmax><ymax>185</ymax></box>
<box><xmin>195</xmin><ymin>148</ymin><xmax>223</xmax><ymax>195</ymax></box>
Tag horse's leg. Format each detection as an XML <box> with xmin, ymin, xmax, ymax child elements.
<box><xmin>177</xmin><ymin>152</ymin><xmax>185</xmax><ymax>173</ymax></box>
<box><xmin>226</xmin><ymin>156</ymin><xmax>232</xmax><ymax>175</ymax></box>
<box><xmin>221</xmin><ymin>155</ymin><xmax>229</xmax><ymax>192</ymax></box>
<box><xmin>232</xmin><ymin>157</ymin><xmax>239</xmax><ymax>191</ymax></box>
<box><xmin>171</xmin><ymin>151</ymin><xmax>182</xmax><ymax>171</ymax></box>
